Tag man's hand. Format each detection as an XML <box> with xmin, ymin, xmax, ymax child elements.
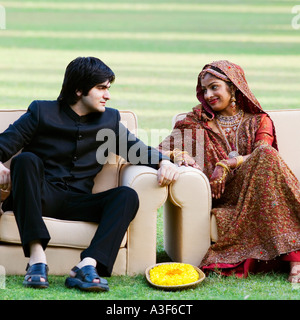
<box><xmin>157</xmin><ymin>160</ymin><xmax>179</xmax><ymax>186</ymax></box>
<box><xmin>0</xmin><ymin>162</ymin><xmax>11</xmax><ymax>191</ymax></box>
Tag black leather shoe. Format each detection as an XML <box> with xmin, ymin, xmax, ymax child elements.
<box><xmin>23</xmin><ymin>263</ymin><xmax>49</xmax><ymax>289</ymax></box>
<box><xmin>65</xmin><ymin>265</ymin><xmax>109</xmax><ymax>292</ymax></box>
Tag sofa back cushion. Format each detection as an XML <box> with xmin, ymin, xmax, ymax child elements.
<box><xmin>0</xmin><ymin>109</ymin><xmax>137</xmax><ymax>193</ymax></box>
<box><xmin>92</xmin><ymin>110</ymin><xmax>137</xmax><ymax>193</ymax></box>
<box><xmin>267</xmin><ymin>109</ymin><xmax>300</xmax><ymax>181</ymax></box>
<box><xmin>172</xmin><ymin>109</ymin><xmax>300</xmax><ymax>181</ymax></box>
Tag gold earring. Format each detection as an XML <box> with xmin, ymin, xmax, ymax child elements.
<box><xmin>230</xmin><ymin>95</ymin><xmax>236</xmax><ymax>109</ymax></box>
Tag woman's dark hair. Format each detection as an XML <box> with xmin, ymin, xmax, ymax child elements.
<box><xmin>57</xmin><ymin>56</ymin><xmax>115</xmax><ymax>106</ymax></box>
<box><xmin>209</xmin><ymin>66</ymin><xmax>233</xmax><ymax>87</ymax></box>
<box><xmin>208</xmin><ymin>65</ymin><xmax>245</xmax><ymax>113</ymax></box>
<box><xmin>208</xmin><ymin>65</ymin><xmax>238</xmax><ymax>95</ymax></box>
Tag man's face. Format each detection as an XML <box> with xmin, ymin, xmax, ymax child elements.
<box><xmin>77</xmin><ymin>80</ymin><xmax>111</xmax><ymax>114</ymax></box>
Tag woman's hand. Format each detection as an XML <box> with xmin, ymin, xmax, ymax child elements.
<box><xmin>209</xmin><ymin>155</ymin><xmax>248</xmax><ymax>199</ymax></box>
<box><xmin>210</xmin><ymin>165</ymin><xmax>227</xmax><ymax>199</ymax></box>
<box><xmin>174</xmin><ymin>153</ymin><xmax>201</xmax><ymax>170</ymax></box>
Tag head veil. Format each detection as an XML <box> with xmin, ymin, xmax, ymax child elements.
<box><xmin>196</xmin><ymin>60</ymin><xmax>263</xmax><ymax>118</ymax></box>
<box><xmin>194</xmin><ymin>60</ymin><xmax>278</xmax><ymax>149</ymax></box>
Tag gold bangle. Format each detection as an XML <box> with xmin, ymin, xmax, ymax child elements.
<box><xmin>173</xmin><ymin>149</ymin><xmax>188</xmax><ymax>156</ymax></box>
<box><xmin>213</xmin><ymin>169</ymin><xmax>228</xmax><ymax>184</ymax></box>
<box><xmin>235</xmin><ymin>156</ymin><xmax>244</xmax><ymax>168</ymax></box>
<box><xmin>173</xmin><ymin>149</ymin><xmax>189</xmax><ymax>162</ymax></box>
<box><xmin>163</xmin><ymin>151</ymin><xmax>173</xmax><ymax>159</ymax></box>
<box><xmin>215</xmin><ymin>161</ymin><xmax>230</xmax><ymax>174</ymax></box>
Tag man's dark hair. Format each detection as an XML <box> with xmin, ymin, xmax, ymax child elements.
<box><xmin>57</xmin><ymin>56</ymin><xmax>115</xmax><ymax>106</ymax></box>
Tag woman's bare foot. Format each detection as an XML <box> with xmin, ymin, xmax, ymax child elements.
<box><xmin>288</xmin><ymin>261</ymin><xmax>300</xmax><ymax>283</ymax></box>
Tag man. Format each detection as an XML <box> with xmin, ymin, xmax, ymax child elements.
<box><xmin>0</xmin><ymin>57</ymin><xmax>178</xmax><ymax>292</ymax></box>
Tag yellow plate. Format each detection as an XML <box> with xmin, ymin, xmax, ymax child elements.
<box><xmin>145</xmin><ymin>262</ymin><xmax>205</xmax><ymax>291</ymax></box>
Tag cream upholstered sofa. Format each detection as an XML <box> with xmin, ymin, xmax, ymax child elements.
<box><xmin>163</xmin><ymin>109</ymin><xmax>300</xmax><ymax>267</ymax></box>
<box><xmin>0</xmin><ymin>109</ymin><xmax>168</xmax><ymax>276</ymax></box>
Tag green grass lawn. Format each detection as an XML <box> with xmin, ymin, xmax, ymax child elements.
<box><xmin>1</xmin><ymin>209</ymin><xmax>300</xmax><ymax>301</ymax></box>
<box><xmin>1</xmin><ymin>0</ymin><xmax>300</xmax><ymax>131</ymax></box>
<box><xmin>3</xmin><ymin>270</ymin><xmax>300</xmax><ymax>301</ymax></box>
<box><xmin>1</xmin><ymin>0</ymin><xmax>300</xmax><ymax>301</ymax></box>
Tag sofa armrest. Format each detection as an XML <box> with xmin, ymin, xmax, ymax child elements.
<box><xmin>120</xmin><ymin>164</ymin><xmax>168</xmax><ymax>275</ymax></box>
<box><xmin>164</xmin><ymin>166</ymin><xmax>211</xmax><ymax>267</ymax></box>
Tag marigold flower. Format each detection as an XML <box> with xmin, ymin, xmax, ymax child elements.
<box><xmin>149</xmin><ymin>263</ymin><xmax>199</xmax><ymax>286</ymax></box>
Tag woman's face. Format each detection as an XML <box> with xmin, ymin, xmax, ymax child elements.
<box><xmin>201</xmin><ymin>73</ymin><xmax>233</xmax><ymax>116</ymax></box>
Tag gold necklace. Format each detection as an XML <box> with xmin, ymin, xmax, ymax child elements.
<box><xmin>216</xmin><ymin>109</ymin><xmax>244</xmax><ymax>129</ymax></box>
<box><xmin>215</xmin><ymin>110</ymin><xmax>244</xmax><ymax>158</ymax></box>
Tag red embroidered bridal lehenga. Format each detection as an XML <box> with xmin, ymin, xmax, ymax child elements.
<box><xmin>159</xmin><ymin>60</ymin><xmax>300</xmax><ymax>277</ymax></box>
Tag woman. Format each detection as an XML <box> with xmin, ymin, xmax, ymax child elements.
<box><xmin>159</xmin><ymin>60</ymin><xmax>300</xmax><ymax>282</ymax></box>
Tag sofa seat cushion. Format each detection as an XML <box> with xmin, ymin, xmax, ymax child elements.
<box><xmin>0</xmin><ymin>211</ymin><xmax>127</xmax><ymax>249</ymax></box>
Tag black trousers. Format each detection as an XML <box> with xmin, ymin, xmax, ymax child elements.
<box><xmin>3</xmin><ymin>152</ymin><xmax>139</xmax><ymax>276</ymax></box>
